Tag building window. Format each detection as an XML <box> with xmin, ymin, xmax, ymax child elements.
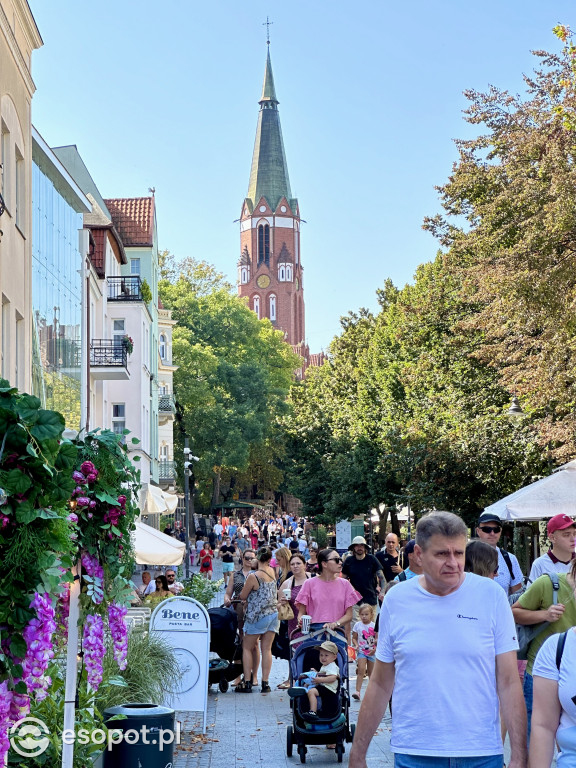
<box><xmin>15</xmin><ymin>312</ymin><xmax>23</xmax><ymax>390</ymax></box>
<box><xmin>257</xmin><ymin>223</ymin><xmax>270</xmax><ymax>266</ymax></box>
<box><xmin>112</xmin><ymin>403</ymin><xmax>126</xmax><ymax>434</ymax></box>
<box><xmin>159</xmin><ymin>333</ymin><xmax>167</xmax><ymax>360</ymax></box>
<box><xmin>160</xmin><ymin>443</ymin><xmax>169</xmax><ymax>461</ymax></box>
<box><xmin>2</xmin><ymin>296</ymin><xmax>9</xmax><ymax>380</ymax></box>
<box><xmin>286</xmin><ymin>264</ymin><xmax>293</xmax><ymax>282</ymax></box>
<box><xmin>1</xmin><ymin>124</ymin><xmax>9</xmax><ymax>209</ymax></box>
<box><xmin>269</xmin><ymin>294</ymin><xmax>277</xmax><ymax>322</ymax></box>
<box><xmin>159</xmin><ymin>383</ymin><xmax>169</xmax><ymax>395</ymax></box>
<box><xmin>130</xmin><ymin>259</ymin><xmax>141</xmax><ymax>275</ymax></box>
<box><xmin>253</xmin><ymin>295</ymin><xmax>260</xmax><ymax>319</ymax></box>
<box><xmin>112</xmin><ymin>319</ymin><xmax>125</xmax><ymax>346</ymax></box>
<box><xmin>241</xmin><ymin>266</ymin><xmax>249</xmax><ymax>284</ymax></box>
<box><xmin>15</xmin><ymin>146</ymin><xmax>24</xmax><ymax>230</ymax></box>
<box><xmin>278</xmin><ymin>265</ymin><xmax>285</xmax><ymax>282</ymax></box>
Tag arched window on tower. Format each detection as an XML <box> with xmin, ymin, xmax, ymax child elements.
<box><xmin>286</xmin><ymin>264</ymin><xmax>293</xmax><ymax>282</ymax></box>
<box><xmin>241</xmin><ymin>266</ymin><xmax>249</xmax><ymax>284</ymax></box>
<box><xmin>257</xmin><ymin>223</ymin><xmax>270</xmax><ymax>266</ymax></box>
<box><xmin>278</xmin><ymin>265</ymin><xmax>286</xmax><ymax>282</ymax></box>
<box><xmin>269</xmin><ymin>294</ymin><xmax>277</xmax><ymax>322</ymax></box>
<box><xmin>253</xmin><ymin>295</ymin><xmax>261</xmax><ymax>319</ymax></box>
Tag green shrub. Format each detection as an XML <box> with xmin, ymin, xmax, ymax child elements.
<box><xmin>180</xmin><ymin>574</ymin><xmax>223</xmax><ymax>606</ymax></box>
<box><xmin>95</xmin><ymin>632</ymin><xmax>181</xmax><ymax>713</ymax></box>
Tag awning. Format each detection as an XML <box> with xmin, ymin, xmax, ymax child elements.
<box><xmin>132</xmin><ymin>519</ymin><xmax>185</xmax><ymax>566</ymax></box>
<box><xmin>139</xmin><ymin>483</ymin><xmax>179</xmax><ymax>516</ymax></box>
<box><xmin>484</xmin><ymin>460</ymin><xmax>576</xmax><ymax>521</ymax></box>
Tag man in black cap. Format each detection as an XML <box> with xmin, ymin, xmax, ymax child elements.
<box><xmin>476</xmin><ymin>512</ymin><xmax>523</xmax><ymax>595</ymax></box>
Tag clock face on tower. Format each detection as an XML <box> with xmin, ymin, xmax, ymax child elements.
<box><xmin>257</xmin><ymin>274</ymin><xmax>271</xmax><ymax>289</ymax></box>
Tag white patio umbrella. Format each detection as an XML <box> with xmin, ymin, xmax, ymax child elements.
<box><xmin>483</xmin><ymin>460</ymin><xmax>576</xmax><ymax>521</ymax></box>
<box><xmin>139</xmin><ymin>482</ymin><xmax>179</xmax><ymax>516</ymax></box>
<box><xmin>133</xmin><ymin>519</ymin><xmax>185</xmax><ymax>565</ymax></box>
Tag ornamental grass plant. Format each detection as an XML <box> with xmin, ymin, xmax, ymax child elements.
<box><xmin>95</xmin><ymin>631</ymin><xmax>181</xmax><ymax>713</ymax></box>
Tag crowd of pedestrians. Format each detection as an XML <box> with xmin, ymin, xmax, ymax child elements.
<box><xmin>195</xmin><ymin>506</ymin><xmax>576</xmax><ymax>768</ymax></box>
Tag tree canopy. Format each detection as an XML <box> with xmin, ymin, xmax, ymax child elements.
<box><xmin>159</xmin><ymin>253</ymin><xmax>299</xmax><ymax>507</ymax></box>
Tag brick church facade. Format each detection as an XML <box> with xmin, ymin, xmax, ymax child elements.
<box><xmin>238</xmin><ymin>46</ymin><xmax>324</xmax><ymax>373</ymax></box>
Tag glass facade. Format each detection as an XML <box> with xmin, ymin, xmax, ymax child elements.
<box><xmin>31</xmin><ymin>162</ymin><xmax>83</xmax><ymax>429</ymax></box>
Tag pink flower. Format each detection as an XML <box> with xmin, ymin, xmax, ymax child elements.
<box><xmin>89</xmin><ymin>500</ymin><xmax>97</xmax><ymax>509</ymax></box>
<box><xmin>83</xmin><ymin>614</ymin><xmax>105</xmax><ymax>691</ymax></box>
<box><xmin>76</xmin><ymin>497</ymin><xmax>90</xmax><ymax>507</ymax></box>
<box><xmin>108</xmin><ymin>603</ymin><xmax>128</xmax><ymax>671</ymax></box>
<box><xmin>67</xmin><ymin>512</ymin><xmax>78</xmax><ymax>523</ymax></box>
<box><xmin>117</xmin><ymin>495</ymin><xmax>127</xmax><ymax>507</ymax></box>
<box><xmin>72</xmin><ymin>471</ymin><xmax>86</xmax><ymax>484</ymax></box>
<box><xmin>80</xmin><ymin>461</ymin><xmax>96</xmax><ymax>476</ymax></box>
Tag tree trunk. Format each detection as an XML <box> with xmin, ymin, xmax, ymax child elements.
<box><xmin>211</xmin><ymin>469</ymin><xmax>221</xmax><ymax>510</ymax></box>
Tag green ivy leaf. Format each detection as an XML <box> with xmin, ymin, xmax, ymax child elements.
<box><xmin>14</xmin><ymin>680</ymin><xmax>28</xmax><ymax>694</ymax></box>
<box><xmin>16</xmin><ymin>394</ymin><xmax>41</xmax><ymax>422</ymax></box>
<box><xmin>10</xmin><ymin>634</ymin><xmax>27</xmax><ymax>658</ymax></box>
<box><xmin>30</xmin><ymin>409</ymin><xmax>65</xmax><ymax>442</ymax></box>
<box><xmin>14</xmin><ymin>500</ymin><xmax>35</xmax><ymax>523</ymax></box>
<box><xmin>96</xmin><ymin>491</ymin><xmax>121</xmax><ymax>505</ymax></box>
<box><xmin>1</xmin><ymin>469</ymin><xmax>32</xmax><ymax>495</ymax></box>
<box><xmin>54</xmin><ymin>440</ymin><xmax>78</xmax><ymax>470</ymax></box>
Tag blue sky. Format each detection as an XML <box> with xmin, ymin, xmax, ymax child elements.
<box><xmin>31</xmin><ymin>1</ymin><xmax>575</xmax><ymax>352</ymax></box>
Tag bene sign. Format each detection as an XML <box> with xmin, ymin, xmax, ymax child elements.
<box><xmin>150</xmin><ymin>596</ymin><xmax>210</xmax><ymax>732</ymax></box>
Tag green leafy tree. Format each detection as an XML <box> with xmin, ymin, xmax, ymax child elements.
<box><xmin>159</xmin><ymin>257</ymin><xmax>298</xmax><ymax>508</ymax></box>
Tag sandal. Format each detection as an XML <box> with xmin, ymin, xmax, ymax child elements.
<box><xmin>235</xmin><ymin>680</ymin><xmax>253</xmax><ymax>693</ymax></box>
<box><xmin>352</xmin><ymin>692</ymin><xmax>360</xmax><ymax>701</ymax></box>
<box><xmin>277</xmin><ymin>681</ymin><xmax>290</xmax><ymax>690</ymax></box>
<box><xmin>261</xmin><ymin>681</ymin><xmax>271</xmax><ymax>693</ymax></box>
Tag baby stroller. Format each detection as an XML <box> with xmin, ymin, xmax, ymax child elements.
<box><xmin>286</xmin><ymin>628</ymin><xmax>354</xmax><ymax>763</ymax></box>
<box><xmin>207</xmin><ymin>606</ymin><xmax>243</xmax><ymax>692</ymax></box>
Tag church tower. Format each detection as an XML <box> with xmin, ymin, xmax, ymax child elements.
<box><xmin>238</xmin><ymin>46</ymin><xmax>305</xmax><ymax>349</ymax></box>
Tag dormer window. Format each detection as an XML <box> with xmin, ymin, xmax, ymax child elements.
<box><xmin>279</xmin><ymin>265</ymin><xmax>286</xmax><ymax>282</ymax></box>
<box><xmin>286</xmin><ymin>264</ymin><xmax>293</xmax><ymax>282</ymax></box>
<box><xmin>240</xmin><ymin>266</ymin><xmax>249</xmax><ymax>284</ymax></box>
<box><xmin>278</xmin><ymin>263</ymin><xmax>293</xmax><ymax>282</ymax></box>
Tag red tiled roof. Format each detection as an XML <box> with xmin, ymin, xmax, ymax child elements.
<box><xmin>90</xmin><ymin>229</ymin><xmax>106</xmax><ymax>278</ymax></box>
<box><xmin>104</xmin><ymin>197</ymin><xmax>155</xmax><ymax>247</ymax></box>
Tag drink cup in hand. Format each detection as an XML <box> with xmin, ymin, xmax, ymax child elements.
<box><xmin>283</xmin><ymin>588</ymin><xmax>291</xmax><ymax>600</ymax></box>
<box><xmin>301</xmin><ymin>614</ymin><xmax>312</xmax><ymax>633</ymax></box>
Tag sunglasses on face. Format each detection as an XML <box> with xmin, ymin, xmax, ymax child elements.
<box><xmin>479</xmin><ymin>526</ymin><xmax>501</xmax><ymax>534</ymax></box>
<box><xmin>327</xmin><ymin>557</ymin><xmax>342</xmax><ymax>564</ymax></box>
<box><xmin>166</xmin><ymin>574</ymin><xmax>175</xmax><ymax>578</ymax></box>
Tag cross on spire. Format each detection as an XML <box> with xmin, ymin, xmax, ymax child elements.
<box><xmin>263</xmin><ymin>16</ymin><xmax>273</xmax><ymax>45</ymax></box>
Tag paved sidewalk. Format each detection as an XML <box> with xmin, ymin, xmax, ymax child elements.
<box><xmin>174</xmin><ymin>655</ymin><xmax>393</xmax><ymax>767</ymax></box>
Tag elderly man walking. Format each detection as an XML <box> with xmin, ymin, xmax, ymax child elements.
<box><xmin>349</xmin><ymin>511</ymin><xmax>526</xmax><ymax>768</ymax></box>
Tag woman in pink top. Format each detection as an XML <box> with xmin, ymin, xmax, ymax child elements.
<box><xmin>295</xmin><ymin>548</ymin><xmax>361</xmax><ymax>632</ymax></box>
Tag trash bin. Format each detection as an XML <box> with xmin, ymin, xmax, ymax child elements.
<box><xmin>103</xmin><ymin>703</ymin><xmax>176</xmax><ymax>767</ymax></box>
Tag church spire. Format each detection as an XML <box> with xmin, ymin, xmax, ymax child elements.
<box><xmin>246</xmin><ymin>47</ymin><xmax>294</xmax><ymax>212</ymax></box>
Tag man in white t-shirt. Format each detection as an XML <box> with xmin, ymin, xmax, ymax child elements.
<box><xmin>529</xmin><ymin>513</ymin><xmax>575</xmax><ymax>582</ymax></box>
<box><xmin>213</xmin><ymin>521</ymin><xmax>223</xmax><ymax>542</ymax></box>
<box><xmin>349</xmin><ymin>511</ymin><xmax>526</xmax><ymax>768</ymax></box>
<box><xmin>476</xmin><ymin>512</ymin><xmax>524</xmax><ymax>595</ymax></box>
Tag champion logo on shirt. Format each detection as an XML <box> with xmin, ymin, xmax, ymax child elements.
<box><xmin>456</xmin><ymin>614</ymin><xmax>479</xmax><ymax>621</ymax></box>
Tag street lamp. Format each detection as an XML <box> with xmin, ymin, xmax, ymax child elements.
<box><xmin>183</xmin><ymin>441</ymin><xmax>200</xmax><ymax>578</ymax></box>
<box><xmin>506</xmin><ymin>395</ymin><xmax>526</xmax><ymax>427</ymax></box>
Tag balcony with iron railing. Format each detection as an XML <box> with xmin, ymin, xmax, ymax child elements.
<box><xmin>159</xmin><ymin>394</ymin><xmax>175</xmax><ymax>413</ymax></box>
<box><xmin>107</xmin><ymin>276</ymin><xmax>143</xmax><ymax>302</ymax></box>
<box><xmin>90</xmin><ymin>340</ymin><xmax>129</xmax><ymax>380</ymax></box>
<box><xmin>159</xmin><ymin>460</ymin><xmax>176</xmax><ymax>484</ymax></box>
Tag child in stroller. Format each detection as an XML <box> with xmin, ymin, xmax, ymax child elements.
<box><xmin>287</xmin><ymin>629</ymin><xmax>354</xmax><ymax>763</ymax></box>
<box><xmin>298</xmin><ymin>641</ymin><xmax>340</xmax><ymax>720</ymax></box>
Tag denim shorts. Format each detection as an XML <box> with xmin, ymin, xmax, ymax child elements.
<box><xmin>357</xmin><ymin>651</ymin><xmax>376</xmax><ymax>662</ymax></box>
<box><xmin>222</xmin><ymin>562</ymin><xmax>234</xmax><ymax>573</ymax></box>
<box><xmin>394</xmin><ymin>754</ymin><xmax>503</xmax><ymax>768</ymax></box>
<box><xmin>244</xmin><ymin>611</ymin><xmax>279</xmax><ymax>635</ymax></box>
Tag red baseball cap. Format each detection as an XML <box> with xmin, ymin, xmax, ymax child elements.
<box><xmin>547</xmin><ymin>514</ymin><xmax>576</xmax><ymax>535</ymax></box>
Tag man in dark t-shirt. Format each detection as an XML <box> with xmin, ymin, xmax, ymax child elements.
<box><xmin>219</xmin><ymin>536</ymin><xmax>236</xmax><ymax>587</ymax></box>
<box><xmin>375</xmin><ymin>532</ymin><xmax>402</xmax><ymax>582</ymax></box>
<box><xmin>342</xmin><ymin>536</ymin><xmax>385</xmax><ymax>625</ymax></box>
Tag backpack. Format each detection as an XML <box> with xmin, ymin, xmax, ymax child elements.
<box><xmin>556</xmin><ymin>631</ymin><xmax>568</xmax><ymax>670</ymax></box>
<box><xmin>515</xmin><ymin>573</ymin><xmax>560</xmax><ymax>661</ymax></box>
